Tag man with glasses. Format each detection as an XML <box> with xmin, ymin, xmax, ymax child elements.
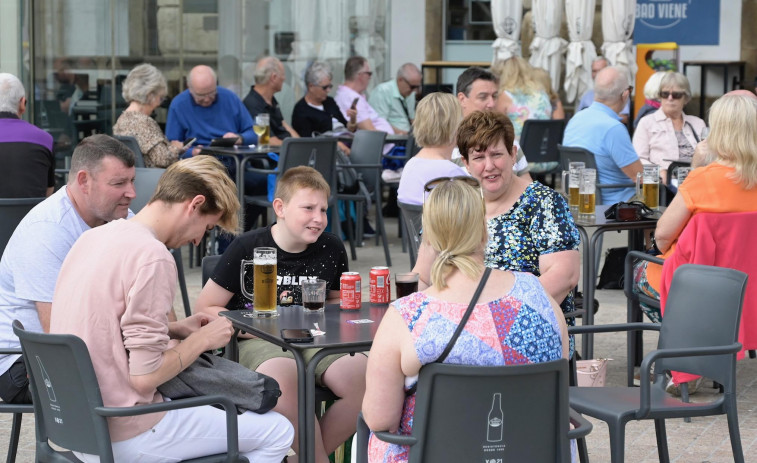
<box><xmin>243</xmin><ymin>56</ymin><xmax>300</xmax><ymax>147</ymax></box>
<box><xmin>576</xmin><ymin>56</ymin><xmax>631</xmax><ymax>126</ymax></box>
<box><xmin>335</xmin><ymin>56</ymin><xmax>394</xmax><ymax>136</ymax></box>
<box><xmin>166</xmin><ymin>65</ymin><xmax>255</xmax><ymax>152</ymax></box>
<box><xmin>368</xmin><ymin>63</ymin><xmax>422</xmax><ymax>135</ymax></box>
<box><xmin>563</xmin><ymin>66</ymin><xmax>643</xmax><ymax>204</ymax></box>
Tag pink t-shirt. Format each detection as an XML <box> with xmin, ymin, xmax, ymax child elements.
<box><xmin>51</xmin><ymin>219</ymin><xmax>178</xmax><ymax>441</ymax></box>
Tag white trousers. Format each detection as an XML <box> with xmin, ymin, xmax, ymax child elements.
<box><xmin>75</xmin><ymin>403</ymin><xmax>294</xmax><ymax>462</ymax></box>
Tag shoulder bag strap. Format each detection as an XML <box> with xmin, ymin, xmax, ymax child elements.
<box><xmin>435</xmin><ymin>267</ymin><xmax>492</xmax><ymax>364</ymax></box>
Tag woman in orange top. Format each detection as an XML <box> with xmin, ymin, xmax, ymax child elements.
<box><xmin>635</xmin><ymin>92</ymin><xmax>757</xmax><ymax>321</ymax></box>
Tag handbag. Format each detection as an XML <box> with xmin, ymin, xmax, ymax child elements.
<box><xmin>406</xmin><ymin>267</ymin><xmax>492</xmax><ymax>395</ymax></box>
<box><xmin>604</xmin><ymin>200</ymin><xmax>657</xmax><ymax>222</ymax></box>
<box><xmin>576</xmin><ymin>358</ymin><xmax>611</xmax><ymax>387</ymax></box>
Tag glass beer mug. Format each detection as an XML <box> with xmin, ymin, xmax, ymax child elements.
<box><xmin>561</xmin><ymin>162</ymin><xmax>584</xmax><ymax>213</ymax></box>
<box><xmin>254</xmin><ymin>113</ymin><xmax>270</xmax><ymax>148</ymax></box>
<box><xmin>578</xmin><ymin>168</ymin><xmax>596</xmax><ymax>219</ymax></box>
<box><xmin>240</xmin><ymin>247</ymin><xmax>278</xmax><ymax>317</ymax></box>
<box><xmin>636</xmin><ymin>165</ymin><xmax>660</xmax><ymax>210</ymax></box>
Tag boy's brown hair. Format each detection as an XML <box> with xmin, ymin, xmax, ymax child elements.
<box><xmin>275</xmin><ymin>166</ymin><xmax>330</xmax><ymax>203</ymax></box>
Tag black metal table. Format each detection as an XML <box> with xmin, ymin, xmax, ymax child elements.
<box><xmin>221</xmin><ymin>302</ymin><xmax>389</xmax><ymax>463</ymax></box>
<box><xmin>573</xmin><ymin>205</ymin><xmax>661</xmax><ymax>359</ymax></box>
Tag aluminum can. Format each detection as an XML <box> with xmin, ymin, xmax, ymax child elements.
<box><xmin>340</xmin><ymin>272</ymin><xmax>362</xmax><ymax>310</ymax></box>
<box><xmin>369</xmin><ymin>267</ymin><xmax>391</xmax><ymax>303</ymax></box>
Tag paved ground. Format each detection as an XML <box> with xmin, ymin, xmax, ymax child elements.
<box><xmin>2</xmin><ymin>216</ymin><xmax>756</xmax><ymax>462</ymax></box>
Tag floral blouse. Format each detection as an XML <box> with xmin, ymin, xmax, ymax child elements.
<box><xmin>113</xmin><ymin>111</ymin><xmax>182</xmax><ymax>168</ymax></box>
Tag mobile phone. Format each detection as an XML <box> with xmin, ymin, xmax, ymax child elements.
<box><xmin>351</xmin><ymin>97</ymin><xmax>359</xmax><ymax>110</ymax></box>
<box><xmin>210</xmin><ymin>137</ymin><xmax>238</xmax><ymax>147</ymax></box>
<box><xmin>280</xmin><ymin>329</ymin><xmax>314</xmax><ymax>343</ymax></box>
<box><xmin>182</xmin><ymin>137</ymin><xmax>197</xmax><ymax>150</ymax></box>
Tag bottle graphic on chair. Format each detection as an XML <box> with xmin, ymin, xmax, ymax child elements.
<box><xmin>487</xmin><ymin>393</ymin><xmax>503</xmax><ymax>442</ymax></box>
<box><xmin>36</xmin><ymin>356</ymin><xmax>57</xmax><ymax>402</ymax></box>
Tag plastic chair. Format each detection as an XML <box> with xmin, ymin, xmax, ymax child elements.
<box><xmin>202</xmin><ymin>255</ymin><xmax>222</xmax><ymax>287</ymax></box>
<box><xmin>356</xmin><ymin>359</ymin><xmax>592</xmax><ymax>462</ymax></box>
<box><xmin>0</xmin><ymin>198</ymin><xmax>45</xmax><ymax>259</ymax></box>
<box><xmin>0</xmin><ymin>349</ymin><xmax>34</xmax><ymax>463</ymax></box>
<box><xmin>337</xmin><ymin>130</ymin><xmax>392</xmax><ymax>266</ymax></box>
<box><xmin>520</xmin><ymin>119</ymin><xmax>565</xmax><ymax>186</ymax></box>
<box><xmin>397</xmin><ymin>201</ymin><xmax>423</xmax><ymax>268</ymax></box>
<box><xmin>558</xmin><ymin>145</ymin><xmax>636</xmax><ymax>205</ymax></box>
<box><xmin>569</xmin><ymin>264</ymin><xmax>748</xmax><ymax>463</ymax></box>
<box><xmin>113</xmin><ymin>134</ymin><xmax>146</xmax><ymax>167</ymax></box>
<box><xmin>13</xmin><ymin>320</ymin><xmax>248</xmax><ymax>463</ymax></box>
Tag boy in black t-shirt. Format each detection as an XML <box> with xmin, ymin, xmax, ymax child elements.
<box><xmin>196</xmin><ymin>166</ymin><xmax>365</xmax><ymax>462</ymax></box>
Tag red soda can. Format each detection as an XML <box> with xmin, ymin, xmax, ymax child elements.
<box><xmin>340</xmin><ymin>272</ymin><xmax>362</xmax><ymax>310</ymax></box>
<box><xmin>369</xmin><ymin>267</ymin><xmax>391</xmax><ymax>303</ymax></box>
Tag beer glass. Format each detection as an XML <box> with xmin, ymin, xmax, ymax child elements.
<box><xmin>676</xmin><ymin>166</ymin><xmax>691</xmax><ymax>186</ymax></box>
<box><xmin>254</xmin><ymin>114</ymin><xmax>270</xmax><ymax>148</ymax></box>
<box><xmin>561</xmin><ymin>162</ymin><xmax>584</xmax><ymax>212</ymax></box>
<box><xmin>240</xmin><ymin>247</ymin><xmax>278</xmax><ymax>317</ymax></box>
<box><xmin>301</xmin><ymin>279</ymin><xmax>327</xmax><ymax>313</ymax></box>
<box><xmin>636</xmin><ymin>165</ymin><xmax>660</xmax><ymax>210</ymax></box>
<box><xmin>578</xmin><ymin>168</ymin><xmax>596</xmax><ymax>219</ymax></box>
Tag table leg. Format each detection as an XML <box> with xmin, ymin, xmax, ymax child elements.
<box><xmin>291</xmin><ymin>350</ymin><xmax>310</xmax><ymax>463</ymax></box>
<box><xmin>577</xmin><ymin>227</ymin><xmax>592</xmax><ymax>360</ymax></box>
<box><xmin>584</xmin><ymin>230</ymin><xmax>608</xmax><ymax>359</ymax></box>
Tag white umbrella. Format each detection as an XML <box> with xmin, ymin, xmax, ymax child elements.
<box><xmin>601</xmin><ymin>0</ymin><xmax>637</xmax><ymax>83</ymax></box>
<box><xmin>491</xmin><ymin>0</ymin><xmax>523</xmax><ymax>64</ymax></box>
<box><xmin>528</xmin><ymin>0</ymin><xmax>568</xmax><ymax>93</ymax></box>
<box><xmin>564</xmin><ymin>0</ymin><xmax>597</xmax><ymax>103</ymax></box>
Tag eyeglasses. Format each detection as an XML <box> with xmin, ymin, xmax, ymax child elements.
<box><xmin>359</xmin><ymin>71</ymin><xmax>373</xmax><ymax>77</ymax></box>
<box><xmin>621</xmin><ymin>86</ymin><xmax>633</xmax><ymax>97</ymax></box>
<box><xmin>190</xmin><ymin>88</ymin><xmax>217</xmax><ymax>100</ymax></box>
<box><xmin>402</xmin><ymin>77</ymin><xmax>420</xmax><ymax>91</ymax></box>
<box><xmin>318</xmin><ymin>84</ymin><xmax>333</xmax><ymax>91</ymax></box>
<box><xmin>660</xmin><ymin>90</ymin><xmax>685</xmax><ymax>100</ymax></box>
<box><xmin>422</xmin><ymin>176</ymin><xmax>483</xmax><ymax>205</ymax></box>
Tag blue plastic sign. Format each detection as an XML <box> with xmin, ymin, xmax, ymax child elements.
<box><xmin>634</xmin><ymin>0</ymin><xmax>720</xmax><ymax>45</ymax></box>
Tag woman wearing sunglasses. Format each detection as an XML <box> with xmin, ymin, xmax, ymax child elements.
<box><xmin>363</xmin><ymin>178</ymin><xmax>568</xmax><ymax>462</ymax></box>
<box><xmin>633</xmin><ymin>72</ymin><xmax>707</xmax><ymax>185</ymax></box>
<box><xmin>412</xmin><ymin>110</ymin><xmax>580</xmax><ymax>353</ymax></box>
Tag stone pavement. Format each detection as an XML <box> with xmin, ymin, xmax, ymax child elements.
<box><xmin>2</xmin><ymin>218</ymin><xmax>756</xmax><ymax>462</ymax></box>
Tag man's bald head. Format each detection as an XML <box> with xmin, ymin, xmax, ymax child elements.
<box><xmin>594</xmin><ymin>66</ymin><xmax>628</xmax><ymax>105</ymax></box>
<box><xmin>187</xmin><ymin>65</ymin><xmax>218</xmax><ymax>107</ymax></box>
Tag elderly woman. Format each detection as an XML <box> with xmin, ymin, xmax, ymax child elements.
<box><xmin>413</xmin><ymin>111</ymin><xmax>580</xmax><ymax>352</ymax></box>
<box><xmin>397</xmin><ymin>92</ymin><xmax>467</xmax><ymax>205</ymax></box>
<box><xmin>113</xmin><ymin>63</ymin><xmax>184</xmax><ymax>168</ymax></box>
<box><xmin>632</xmin><ymin>72</ymin><xmax>706</xmax><ymax>184</ymax></box>
<box><xmin>633</xmin><ymin>71</ymin><xmax>666</xmax><ymax>129</ymax></box>
<box><xmin>364</xmin><ymin>177</ymin><xmax>568</xmax><ymax>462</ymax></box>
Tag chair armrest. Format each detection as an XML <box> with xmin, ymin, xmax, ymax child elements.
<box><xmin>381</xmin><ymin>153</ymin><xmax>408</xmax><ymax>161</ymax></box>
<box><xmin>342</xmin><ymin>163</ymin><xmax>383</xmax><ymax>169</ymax></box>
<box><xmin>244</xmin><ymin>166</ymin><xmax>278</xmax><ymax>176</ymax></box>
<box><xmin>0</xmin><ymin>348</ymin><xmax>22</xmax><ymax>355</ymax></box>
<box><xmin>95</xmin><ymin>395</ymin><xmax>242</xmax><ymax>460</ymax></box>
<box><xmin>636</xmin><ymin>342</ymin><xmax>742</xmax><ymax>418</ymax></box>
<box><xmin>568</xmin><ymin>322</ymin><xmax>660</xmax><ymax>336</ymax></box>
<box><xmin>372</xmin><ymin>431</ymin><xmax>418</xmax><ymax>447</ymax></box>
<box><xmin>567</xmin><ymin>408</ymin><xmax>593</xmax><ymax>440</ymax></box>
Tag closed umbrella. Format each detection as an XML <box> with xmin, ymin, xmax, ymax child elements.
<box><xmin>491</xmin><ymin>0</ymin><xmax>523</xmax><ymax>64</ymax></box>
<box><xmin>601</xmin><ymin>0</ymin><xmax>637</xmax><ymax>83</ymax></box>
<box><xmin>528</xmin><ymin>0</ymin><xmax>568</xmax><ymax>93</ymax></box>
<box><xmin>564</xmin><ymin>0</ymin><xmax>597</xmax><ymax>103</ymax></box>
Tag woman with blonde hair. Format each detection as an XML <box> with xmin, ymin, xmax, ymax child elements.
<box><xmin>493</xmin><ymin>56</ymin><xmax>552</xmax><ymax>139</ymax></box>
<box><xmin>397</xmin><ymin>92</ymin><xmax>467</xmax><ymax>205</ymax></box>
<box><xmin>363</xmin><ymin>177</ymin><xmax>567</xmax><ymax>462</ymax></box>
<box><xmin>532</xmin><ymin>66</ymin><xmax>565</xmax><ymax>119</ymax></box>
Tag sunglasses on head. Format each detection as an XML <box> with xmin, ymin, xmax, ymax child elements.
<box><xmin>660</xmin><ymin>91</ymin><xmax>685</xmax><ymax>100</ymax></box>
<box><xmin>422</xmin><ymin>176</ymin><xmax>483</xmax><ymax>205</ymax></box>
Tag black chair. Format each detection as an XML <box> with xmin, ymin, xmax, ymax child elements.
<box><xmin>0</xmin><ymin>198</ymin><xmax>45</xmax><ymax>259</ymax></box>
<box><xmin>397</xmin><ymin>201</ymin><xmax>423</xmax><ymax>268</ymax></box>
<box><xmin>569</xmin><ymin>264</ymin><xmax>748</xmax><ymax>463</ymax></box>
<box><xmin>558</xmin><ymin>145</ymin><xmax>636</xmax><ymax>205</ymax></box>
<box><xmin>520</xmin><ymin>119</ymin><xmax>565</xmax><ymax>187</ymax></box>
<box><xmin>356</xmin><ymin>359</ymin><xmax>591</xmax><ymax>462</ymax></box>
<box><xmin>13</xmin><ymin>320</ymin><xmax>248</xmax><ymax>462</ymax></box>
<box><xmin>113</xmin><ymin>134</ymin><xmax>145</xmax><ymax>167</ymax></box>
<box><xmin>337</xmin><ymin>130</ymin><xmax>392</xmax><ymax>266</ymax></box>
<box><xmin>245</xmin><ymin>138</ymin><xmax>341</xmax><ymax>238</ymax></box>
<box><xmin>202</xmin><ymin>255</ymin><xmax>222</xmax><ymax>287</ymax></box>
<box><xmin>0</xmin><ymin>349</ymin><xmax>34</xmax><ymax>463</ymax></box>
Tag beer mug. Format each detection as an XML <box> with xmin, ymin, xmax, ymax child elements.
<box><xmin>578</xmin><ymin>168</ymin><xmax>596</xmax><ymax>218</ymax></box>
<box><xmin>254</xmin><ymin>113</ymin><xmax>270</xmax><ymax>148</ymax></box>
<box><xmin>240</xmin><ymin>247</ymin><xmax>278</xmax><ymax>317</ymax></box>
<box><xmin>676</xmin><ymin>166</ymin><xmax>691</xmax><ymax>186</ymax></box>
<box><xmin>636</xmin><ymin>165</ymin><xmax>660</xmax><ymax>210</ymax></box>
<box><xmin>560</xmin><ymin>162</ymin><xmax>584</xmax><ymax>212</ymax></box>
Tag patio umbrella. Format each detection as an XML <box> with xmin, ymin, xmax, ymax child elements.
<box><xmin>491</xmin><ymin>0</ymin><xmax>523</xmax><ymax>64</ymax></box>
<box><xmin>601</xmin><ymin>0</ymin><xmax>637</xmax><ymax>83</ymax></box>
<box><xmin>528</xmin><ymin>0</ymin><xmax>568</xmax><ymax>93</ymax></box>
<box><xmin>564</xmin><ymin>0</ymin><xmax>597</xmax><ymax>103</ymax></box>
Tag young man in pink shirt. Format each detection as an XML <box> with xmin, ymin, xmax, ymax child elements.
<box><xmin>50</xmin><ymin>156</ymin><xmax>293</xmax><ymax>462</ymax></box>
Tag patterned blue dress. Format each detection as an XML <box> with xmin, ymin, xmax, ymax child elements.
<box><xmin>367</xmin><ymin>272</ymin><xmax>565</xmax><ymax>462</ymax></box>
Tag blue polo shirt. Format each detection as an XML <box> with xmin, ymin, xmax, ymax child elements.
<box><xmin>563</xmin><ymin>102</ymin><xmax>639</xmax><ymax>204</ymax></box>
<box><xmin>165</xmin><ymin>87</ymin><xmax>255</xmax><ymax>146</ymax></box>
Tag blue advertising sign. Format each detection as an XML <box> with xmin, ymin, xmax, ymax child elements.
<box><xmin>634</xmin><ymin>0</ymin><xmax>720</xmax><ymax>45</ymax></box>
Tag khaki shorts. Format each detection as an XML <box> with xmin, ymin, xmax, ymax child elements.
<box><xmin>238</xmin><ymin>338</ymin><xmax>349</xmax><ymax>387</ymax></box>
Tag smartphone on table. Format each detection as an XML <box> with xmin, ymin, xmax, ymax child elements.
<box><xmin>280</xmin><ymin>329</ymin><xmax>314</xmax><ymax>343</ymax></box>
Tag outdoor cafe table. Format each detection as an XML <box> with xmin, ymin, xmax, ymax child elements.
<box><xmin>573</xmin><ymin>204</ymin><xmax>661</xmax><ymax>359</ymax></box>
<box><xmin>200</xmin><ymin>145</ymin><xmax>279</xmax><ymax>203</ymax></box>
<box><xmin>221</xmin><ymin>302</ymin><xmax>389</xmax><ymax>463</ymax></box>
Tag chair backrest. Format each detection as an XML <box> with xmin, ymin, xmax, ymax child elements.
<box><xmin>113</xmin><ymin>134</ymin><xmax>146</xmax><ymax>167</ymax></box>
<box><xmin>278</xmin><ymin>138</ymin><xmax>338</xmax><ymax>203</ymax></box>
<box><xmin>0</xmin><ymin>197</ymin><xmax>45</xmax><ymax>258</ymax></box>
<box><xmin>557</xmin><ymin>144</ymin><xmax>603</xmax><ymax>204</ymax></box>
<box><xmin>520</xmin><ymin>119</ymin><xmax>565</xmax><ymax>165</ymax></box>
<box><xmin>405</xmin><ymin>133</ymin><xmax>421</xmax><ymax>158</ymax></box>
<box><xmin>131</xmin><ymin>167</ymin><xmax>166</xmax><ymax>213</ymax></box>
<box><xmin>202</xmin><ymin>255</ymin><xmax>222</xmax><ymax>287</ymax></box>
<box><xmin>657</xmin><ymin>264</ymin><xmax>747</xmax><ymax>388</ymax></box>
<box><xmin>13</xmin><ymin>320</ymin><xmax>115</xmax><ymax>461</ymax></box>
<box><xmin>349</xmin><ymin>130</ymin><xmax>387</xmax><ymax>194</ymax></box>
<box><xmin>398</xmin><ymin>201</ymin><xmax>423</xmax><ymax>268</ymax></box>
<box><xmin>408</xmin><ymin>359</ymin><xmax>571</xmax><ymax>462</ymax></box>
